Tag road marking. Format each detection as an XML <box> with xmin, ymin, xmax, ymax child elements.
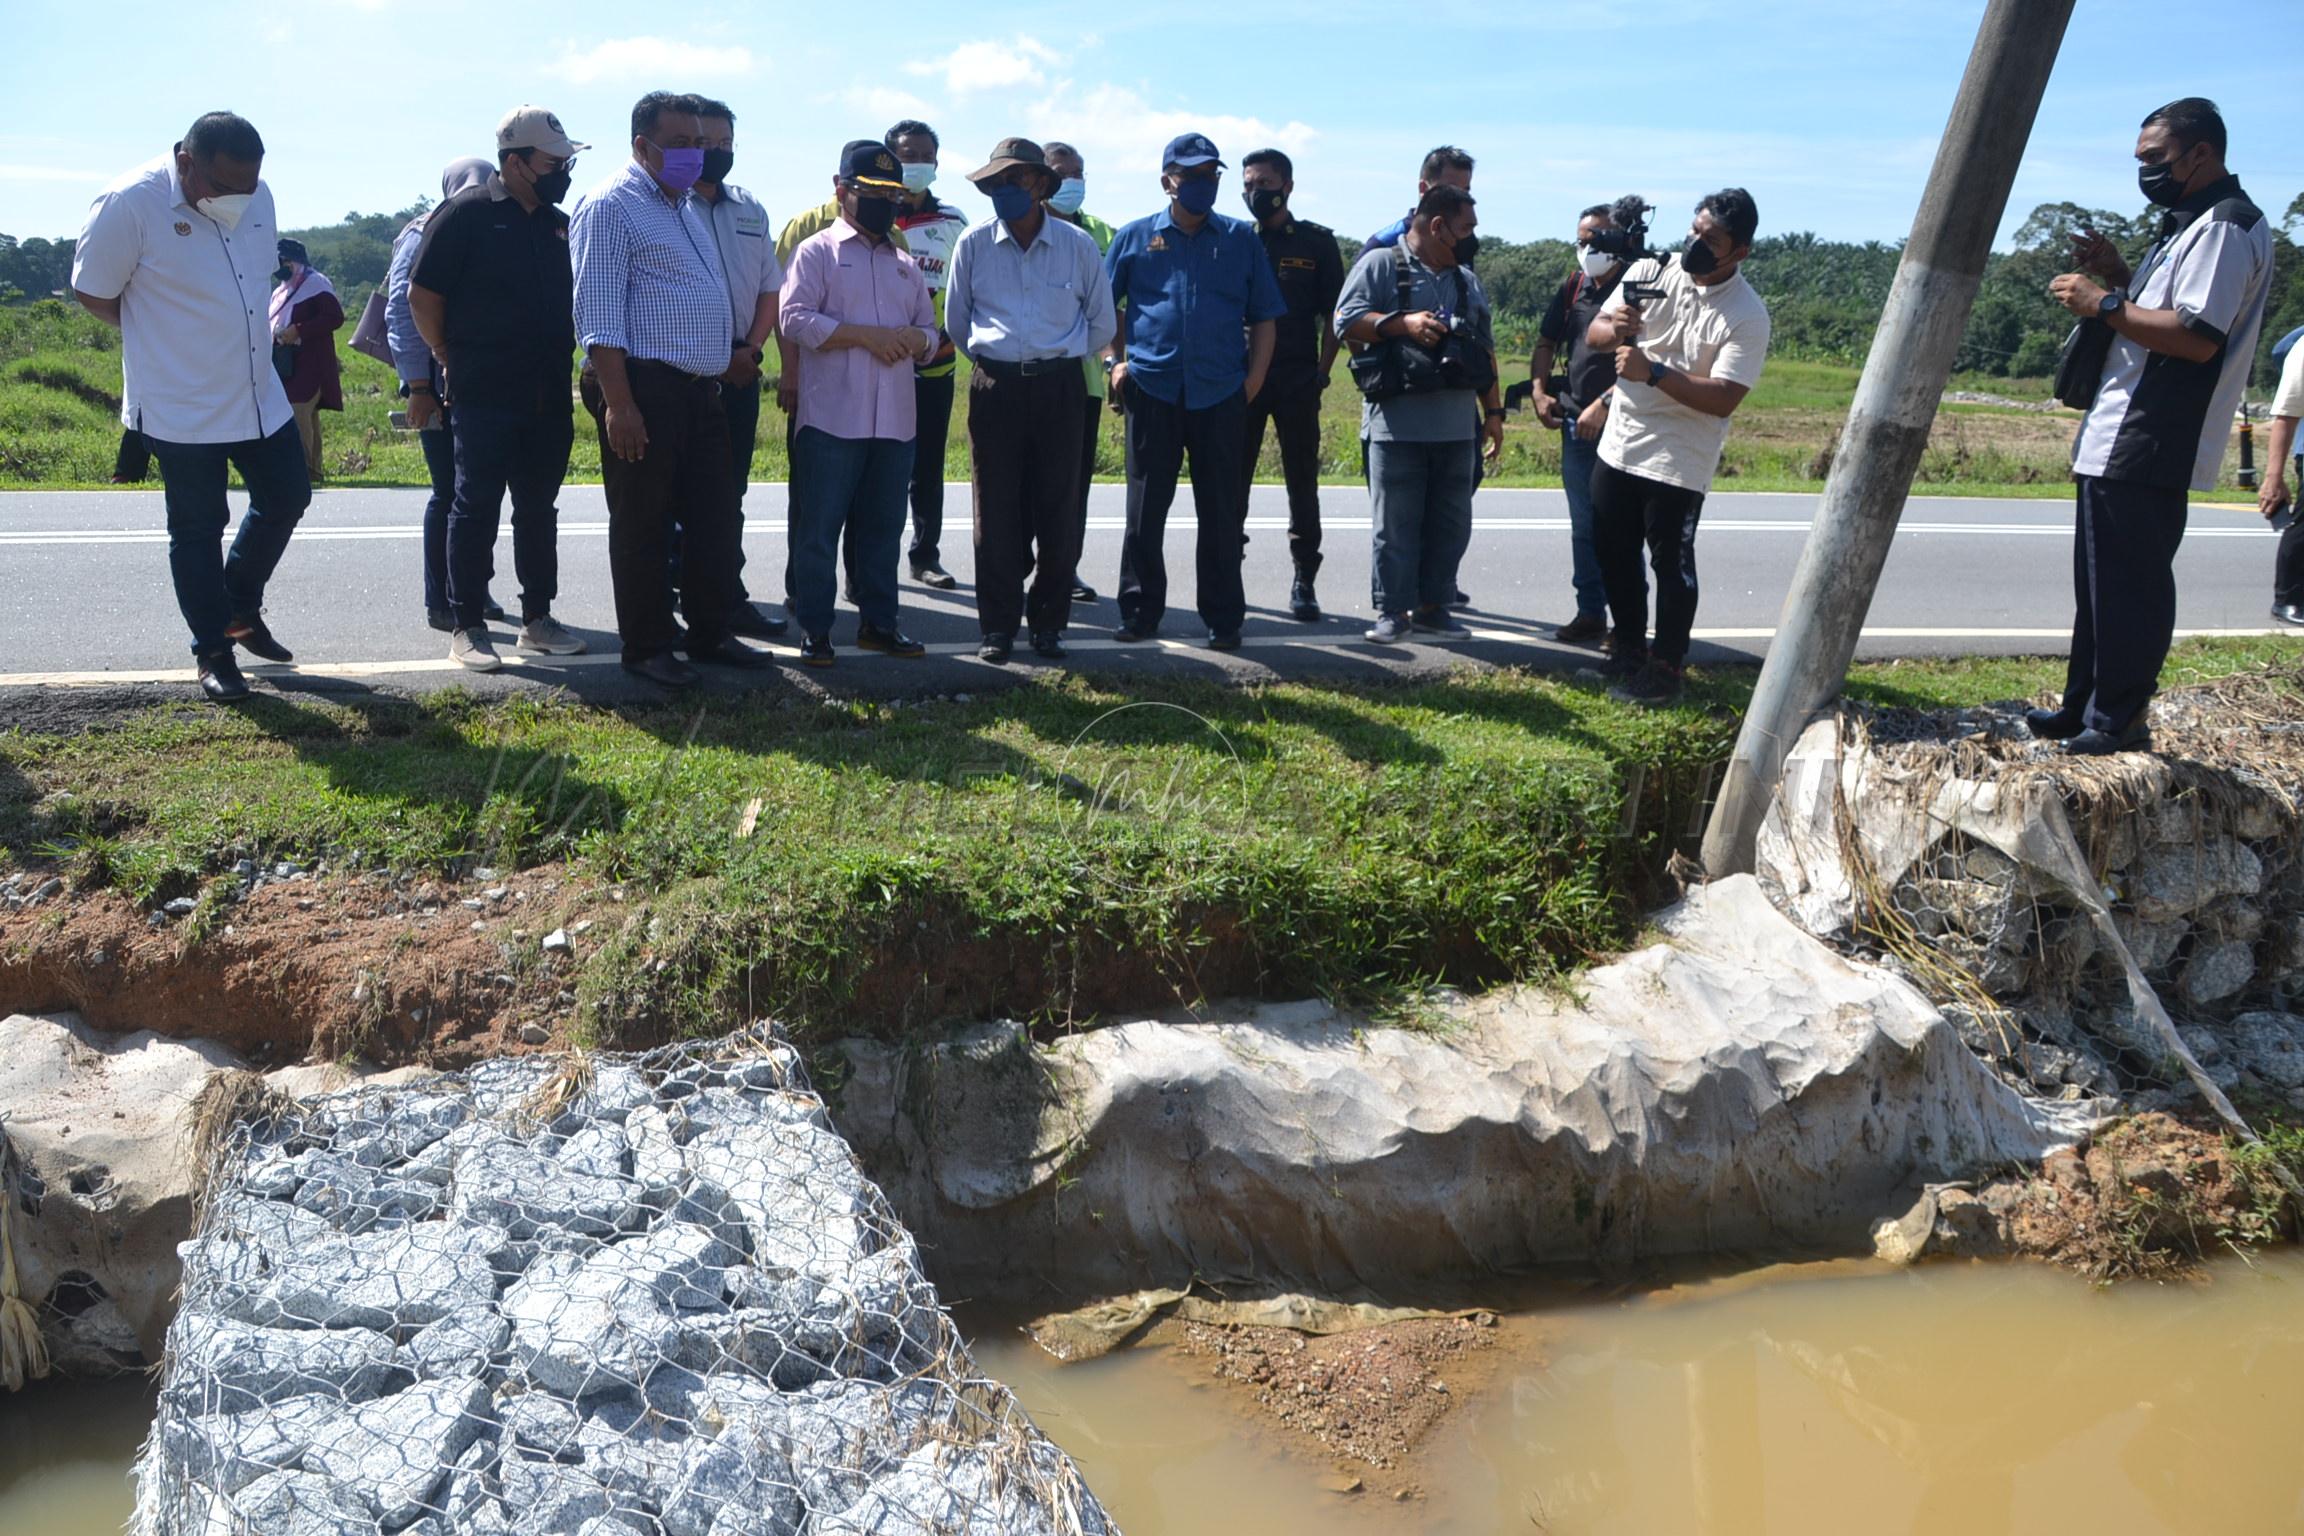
<box><xmin>2</xmin><ymin>625</ymin><xmax>2289</xmax><ymax>690</ymax></box>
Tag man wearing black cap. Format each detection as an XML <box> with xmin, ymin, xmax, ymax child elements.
<box><xmin>1239</xmin><ymin>148</ymin><xmax>1342</xmax><ymax>622</ymax></box>
<box><xmin>1103</xmin><ymin>132</ymin><xmax>1286</xmax><ymax>648</ymax></box>
<box><xmin>944</xmin><ymin>137</ymin><xmax>1117</xmax><ymax>663</ymax></box>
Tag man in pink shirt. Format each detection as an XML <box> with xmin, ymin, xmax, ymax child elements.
<box><xmin>780</xmin><ymin>141</ymin><xmax>940</xmax><ymax>664</ymax></box>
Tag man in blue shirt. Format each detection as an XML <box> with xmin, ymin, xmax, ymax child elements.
<box><xmin>1104</xmin><ymin>133</ymin><xmax>1286</xmax><ymax>648</ymax></box>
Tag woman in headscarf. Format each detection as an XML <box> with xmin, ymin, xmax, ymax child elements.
<box><xmin>269</xmin><ymin>237</ymin><xmax>344</xmax><ymax>482</ymax></box>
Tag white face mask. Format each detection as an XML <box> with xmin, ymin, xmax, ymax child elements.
<box><xmin>1578</xmin><ymin>246</ymin><xmax>1614</xmax><ymax>281</ymax></box>
<box><xmin>196</xmin><ymin>192</ymin><xmax>254</xmax><ymax>231</ymax></box>
<box><xmin>1048</xmin><ymin>176</ymin><xmax>1087</xmax><ymax>215</ymax></box>
<box><xmin>900</xmin><ymin>161</ymin><xmax>936</xmax><ymax>193</ymax></box>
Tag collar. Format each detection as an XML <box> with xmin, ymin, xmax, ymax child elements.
<box><xmin>1154</xmin><ymin>205</ymin><xmax>1214</xmax><ymax>238</ymax></box>
<box><xmin>622</xmin><ymin>158</ymin><xmax>687</xmax><ymax>206</ymax></box>
<box><xmin>1262</xmin><ymin>218</ymin><xmax>1296</xmax><ymax>239</ymax></box>
<box><xmin>990</xmin><ymin>214</ymin><xmax>1049</xmax><ymax>248</ymax></box>
<box><xmin>2160</xmin><ymin>173</ymin><xmax>2241</xmax><ymax>236</ymax></box>
<box><xmin>827</xmin><ymin>218</ymin><xmax>890</xmax><ymax>249</ymax></box>
<box><xmin>165</xmin><ymin>154</ymin><xmax>189</xmax><ymax>211</ymax></box>
<box><xmin>488</xmin><ymin>172</ymin><xmax>512</xmax><ymax>203</ymax></box>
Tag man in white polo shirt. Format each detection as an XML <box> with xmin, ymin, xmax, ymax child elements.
<box><xmin>1581</xmin><ymin>187</ymin><xmax>1771</xmax><ymax>707</ymax></box>
<box><xmin>72</xmin><ymin>111</ymin><xmax>310</xmax><ymax>702</ymax></box>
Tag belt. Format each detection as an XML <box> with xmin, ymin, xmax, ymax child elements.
<box><xmin>626</xmin><ymin>357</ymin><xmax>722</xmax><ymax>393</ymax></box>
<box><xmin>972</xmin><ymin>356</ymin><xmax>1080</xmax><ymax>380</ymax></box>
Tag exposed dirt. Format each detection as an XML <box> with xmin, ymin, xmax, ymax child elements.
<box><xmin>1146</xmin><ymin>1312</ymin><xmax>1505</xmax><ymax>1501</ymax></box>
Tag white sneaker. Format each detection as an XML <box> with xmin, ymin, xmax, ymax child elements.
<box><xmin>450</xmin><ymin>629</ymin><xmax>501</xmax><ymax>672</ymax></box>
<box><xmin>516</xmin><ymin>614</ymin><xmax>586</xmax><ymax>655</ymax></box>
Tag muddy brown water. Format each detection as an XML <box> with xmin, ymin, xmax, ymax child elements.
<box><xmin>6</xmin><ymin>1255</ymin><xmax>2300</xmax><ymax>1533</ymax></box>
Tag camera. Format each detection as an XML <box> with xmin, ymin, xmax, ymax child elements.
<box><xmin>1589</xmin><ymin>196</ymin><xmax>1669</xmax><ymax>307</ymax></box>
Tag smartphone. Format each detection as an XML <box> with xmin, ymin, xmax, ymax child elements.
<box><xmin>388</xmin><ymin>410</ymin><xmax>409</xmax><ymax>430</ymax></box>
<box><xmin>2274</xmin><ymin>505</ymin><xmax>2297</xmax><ymax>532</ymax></box>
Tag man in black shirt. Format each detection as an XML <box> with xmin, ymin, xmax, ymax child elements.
<box><xmin>1531</xmin><ymin>204</ymin><xmax>1627</xmax><ymax>645</ymax></box>
<box><xmin>410</xmin><ymin>105</ymin><xmax>588</xmax><ymax>671</ymax></box>
<box><xmin>1240</xmin><ymin>148</ymin><xmax>1343</xmax><ymax>621</ymax></box>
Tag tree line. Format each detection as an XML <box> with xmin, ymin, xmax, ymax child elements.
<box><xmin>7</xmin><ymin>192</ymin><xmax>2301</xmax><ymax>388</ymax></box>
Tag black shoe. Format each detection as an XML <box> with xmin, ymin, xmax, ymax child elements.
<box><xmin>621</xmin><ymin>653</ymin><xmax>699</xmax><ymax>688</ymax></box>
<box><xmin>1577</xmin><ymin>651</ymin><xmax>1645</xmax><ymax>683</ymax></box>
<box><xmin>227</xmin><ymin>613</ymin><xmax>293</xmax><ymax>663</ymax></box>
<box><xmin>1070</xmin><ymin>581</ymin><xmax>1099</xmax><ymax>603</ymax></box>
<box><xmin>979</xmin><ymin>634</ymin><xmax>1013</xmax><ymax>664</ymax></box>
<box><xmin>197</xmin><ymin>651</ymin><xmax>249</xmax><ymax>702</ymax></box>
<box><xmin>1289</xmin><ymin>577</ymin><xmax>1322</xmax><ymax>623</ymax></box>
<box><xmin>1554</xmin><ymin>612</ymin><xmax>1608</xmax><ymax>646</ymax></box>
<box><xmin>727</xmin><ymin>602</ymin><xmax>791</xmax><ymax>640</ymax></box>
<box><xmin>1610</xmin><ymin>658</ymin><xmax>1685</xmax><ymax>707</ymax></box>
<box><xmin>1208</xmin><ymin>629</ymin><xmax>1242</xmax><ymax>652</ymax></box>
<box><xmin>483</xmin><ymin>597</ymin><xmax>509</xmax><ymax>623</ymax></box>
<box><xmin>856</xmin><ymin>623</ymin><xmax>926</xmax><ymax>658</ymax></box>
<box><xmin>687</xmin><ymin>637</ymin><xmax>773</xmax><ymax>668</ymax></box>
<box><xmin>426</xmin><ymin>607</ymin><xmax>455</xmax><ymax>634</ymax></box>
<box><xmin>2272</xmin><ymin>603</ymin><xmax>2304</xmax><ymax>627</ymax></box>
<box><xmin>1449</xmin><ymin>587</ymin><xmax>1471</xmax><ymax>609</ymax></box>
<box><xmin>2024</xmin><ymin>707</ymin><xmax>2086</xmax><ymax>741</ymax></box>
<box><xmin>1112</xmin><ymin>623</ymin><xmax>1154</xmax><ymax>643</ymax></box>
<box><xmin>1030</xmin><ymin>630</ymin><xmax>1067</xmax><ymax>660</ymax></box>
<box><xmin>911</xmin><ymin>562</ymin><xmax>958</xmax><ymax>590</ymax></box>
<box><xmin>2064</xmin><ymin>720</ymin><xmax>2152</xmax><ymax>757</ymax></box>
<box><xmin>799</xmin><ymin>634</ymin><xmax>835</xmax><ymax>667</ymax></box>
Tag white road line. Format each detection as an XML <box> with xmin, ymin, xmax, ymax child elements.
<box><xmin>2</xmin><ymin>625</ymin><xmax>2289</xmax><ymax>690</ymax></box>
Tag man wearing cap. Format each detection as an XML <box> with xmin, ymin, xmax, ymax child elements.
<box><xmin>385</xmin><ymin>155</ymin><xmax>506</xmax><ymax>633</ymax></box>
<box><xmin>1104</xmin><ymin>132</ymin><xmax>1286</xmax><ymax>649</ymax></box>
<box><xmin>570</xmin><ymin>91</ymin><xmax>771</xmax><ymax>688</ymax></box>
<box><xmin>943</xmin><ymin>137</ymin><xmax>1116</xmax><ymax>663</ymax></box>
<box><xmin>72</xmin><ymin>110</ymin><xmax>310</xmax><ymax>702</ymax></box>
<box><xmin>1043</xmin><ymin>140</ymin><xmax>1115</xmax><ymax>605</ymax></box>
<box><xmin>410</xmin><ymin>105</ymin><xmax>590</xmax><ymax>672</ymax></box>
<box><xmin>268</xmin><ymin>238</ymin><xmax>343</xmax><ymax>483</ymax></box>
<box><xmin>685</xmin><ymin>97</ymin><xmax>787</xmax><ymax>640</ymax></box>
<box><xmin>779</xmin><ymin>140</ymin><xmax>939</xmax><ymax>666</ymax></box>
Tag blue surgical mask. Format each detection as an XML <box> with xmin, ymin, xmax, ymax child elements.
<box><xmin>989</xmin><ymin>183</ymin><xmax>1037</xmax><ymax>223</ymax></box>
<box><xmin>1048</xmin><ymin>176</ymin><xmax>1087</xmax><ymax>215</ymax></box>
<box><xmin>901</xmin><ymin>161</ymin><xmax>937</xmax><ymax>193</ymax></box>
<box><xmin>1173</xmin><ymin>177</ymin><xmax>1219</xmax><ymax>217</ymax></box>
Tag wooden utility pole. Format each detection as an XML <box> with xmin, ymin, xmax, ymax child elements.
<box><xmin>1700</xmin><ymin>0</ymin><xmax>2076</xmax><ymax>876</ymax></box>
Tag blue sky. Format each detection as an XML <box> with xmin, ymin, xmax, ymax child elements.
<box><xmin>2</xmin><ymin>0</ymin><xmax>2298</xmax><ymax>249</ymax></box>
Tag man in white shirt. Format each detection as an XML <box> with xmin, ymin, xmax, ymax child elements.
<box><xmin>1582</xmin><ymin>188</ymin><xmax>1772</xmax><ymax>707</ymax></box>
<box><xmin>72</xmin><ymin>111</ymin><xmax>310</xmax><ymax>702</ymax></box>
<box><xmin>2261</xmin><ymin>334</ymin><xmax>2303</xmax><ymax>626</ymax></box>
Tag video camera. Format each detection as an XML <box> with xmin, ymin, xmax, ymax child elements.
<box><xmin>1589</xmin><ymin>196</ymin><xmax>1668</xmax><ymax>307</ymax></box>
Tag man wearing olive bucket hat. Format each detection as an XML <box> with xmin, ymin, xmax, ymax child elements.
<box><xmin>942</xmin><ymin>137</ymin><xmax>1115</xmax><ymax>662</ymax></box>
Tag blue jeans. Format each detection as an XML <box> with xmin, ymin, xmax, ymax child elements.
<box><xmin>790</xmin><ymin>426</ymin><xmax>911</xmax><ymax>639</ymax></box>
<box><xmin>419</xmin><ymin>410</ymin><xmax>456</xmax><ymax>614</ymax></box>
<box><xmin>447</xmin><ymin>406</ymin><xmax>572</xmax><ymax>629</ymax></box>
<box><xmin>1367</xmin><ymin>436</ymin><xmax>1476</xmax><ymax>617</ymax></box>
<box><xmin>147</xmin><ymin>420</ymin><xmax>310</xmax><ymax>656</ymax></box>
<box><xmin>1560</xmin><ymin>426</ymin><xmax>1608</xmax><ymax>619</ymax></box>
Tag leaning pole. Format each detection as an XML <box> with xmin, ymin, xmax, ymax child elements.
<box><xmin>1699</xmin><ymin>0</ymin><xmax>2076</xmax><ymax>876</ymax></box>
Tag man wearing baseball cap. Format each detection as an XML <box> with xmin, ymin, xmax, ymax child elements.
<box><xmin>943</xmin><ymin>137</ymin><xmax>1115</xmax><ymax>662</ymax></box>
<box><xmin>409</xmin><ymin>104</ymin><xmax>590</xmax><ymax>672</ymax></box>
<box><xmin>1103</xmin><ymin>132</ymin><xmax>1285</xmax><ymax>649</ymax></box>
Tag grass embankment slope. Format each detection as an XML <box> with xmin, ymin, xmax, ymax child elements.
<box><xmin>3</xmin><ymin>639</ymin><xmax>2295</xmax><ymax>1057</ymax></box>
<box><xmin>0</xmin><ymin>301</ymin><xmax>2259</xmax><ymax>500</ymax></box>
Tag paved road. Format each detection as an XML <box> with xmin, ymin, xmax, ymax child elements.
<box><xmin>0</xmin><ymin>483</ymin><xmax>2290</xmax><ymax>708</ymax></box>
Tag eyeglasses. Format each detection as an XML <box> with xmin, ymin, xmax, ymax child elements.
<box><xmin>520</xmin><ymin>150</ymin><xmax>577</xmax><ymax>176</ymax></box>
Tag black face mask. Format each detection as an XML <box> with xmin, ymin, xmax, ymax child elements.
<box><xmin>2137</xmin><ymin>154</ymin><xmax>2191</xmax><ymax>208</ymax></box>
<box><xmin>1452</xmin><ymin>232</ymin><xmax>1480</xmax><ymax>269</ymax></box>
<box><xmin>532</xmin><ymin>169</ymin><xmax>573</xmax><ymax>206</ymax></box>
<box><xmin>272</xmin><ymin>264</ymin><xmax>293</xmax><ymax>283</ymax></box>
<box><xmin>1681</xmin><ymin>236</ymin><xmax>1721</xmax><ymax>277</ymax></box>
<box><xmin>701</xmin><ymin>148</ymin><xmax>735</xmax><ymax>185</ymax></box>
<box><xmin>1245</xmin><ymin>186</ymin><xmax>1287</xmax><ymax>223</ymax></box>
<box><xmin>852</xmin><ymin>195</ymin><xmax>898</xmax><ymax>237</ymax></box>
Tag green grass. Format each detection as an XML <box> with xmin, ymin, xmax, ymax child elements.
<box><xmin>4</xmin><ymin>639</ymin><xmax>2292</xmax><ymax>1046</ymax></box>
<box><xmin>0</xmin><ymin>300</ymin><xmax>2259</xmax><ymax>501</ymax></box>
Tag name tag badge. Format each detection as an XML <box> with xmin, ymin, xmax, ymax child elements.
<box><xmin>1280</xmin><ymin>257</ymin><xmax>1315</xmax><ymax>272</ymax></box>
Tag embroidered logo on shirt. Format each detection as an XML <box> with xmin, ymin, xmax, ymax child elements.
<box><xmin>173</xmin><ymin>222</ymin><xmax>192</xmax><ymax>236</ymax></box>
<box><xmin>1147</xmin><ymin>234</ymin><xmax>1167</xmax><ymax>252</ymax></box>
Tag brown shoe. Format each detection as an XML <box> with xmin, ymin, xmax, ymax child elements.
<box><xmin>1553</xmin><ymin>612</ymin><xmax>1608</xmax><ymax>646</ymax></box>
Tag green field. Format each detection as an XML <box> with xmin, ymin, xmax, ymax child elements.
<box><xmin>0</xmin><ymin>300</ymin><xmax>2260</xmax><ymax>501</ymax></box>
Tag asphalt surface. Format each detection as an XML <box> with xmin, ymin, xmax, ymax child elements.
<box><xmin>0</xmin><ymin>482</ymin><xmax>2291</xmax><ymax>711</ymax></box>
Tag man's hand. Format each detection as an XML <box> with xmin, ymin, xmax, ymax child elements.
<box><xmin>2069</xmin><ymin>228</ymin><xmax>2132</xmax><ymax>288</ymax></box>
<box><xmin>2262</xmin><ymin>472</ymin><xmax>2292</xmax><ymax>522</ymax></box>
<box><xmin>1603</xmin><ymin>303</ymin><xmax>1644</xmax><ymax>344</ymax></box>
<box><xmin>776</xmin><ymin>374</ymin><xmax>798</xmax><ymax>415</ymax></box>
<box><xmin>1244</xmin><ymin>364</ymin><xmax>1268</xmax><ymax>405</ymax></box>
<box><xmin>1108</xmin><ymin>361</ymin><xmax>1129</xmax><ymax>412</ymax></box>
<box><xmin>1615</xmin><ymin>347</ymin><xmax>1655</xmax><ymax>384</ymax></box>
<box><xmin>273</xmin><ymin>326</ymin><xmax>299</xmax><ymax>345</ymax></box>
<box><xmin>605</xmin><ymin>403</ymin><xmax>648</xmax><ymax>463</ymax></box>
<box><xmin>406</xmin><ymin>391</ymin><xmax>440</xmax><ymax>431</ymax></box>
<box><xmin>722</xmin><ymin>346</ymin><xmax>761</xmax><ymax>388</ymax></box>
<box><xmin>1481</xmin><ymin>412</ymin><xmax>1505</xmax><ymax>465</ymax></box>
<box><xmin>2049</xmin><ymin>272</ymin><xmax>2109</xmax><ymax>319</ymax></box>
<box><xmin>1575</xmin><ymin>397</ymin><xmax>1609</xmax><ymax>442</ymax></box>
<box><xmin>1532</xmin><ymin>387</ymin><xmax>1563</xmax><ymax>429</ymax></box>
<box><xmin>1394</xmin><ymin>310</ymin><xmax>1447</xmax><ymax>347</ymax></box>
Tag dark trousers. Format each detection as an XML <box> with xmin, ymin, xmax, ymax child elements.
<box><xmin>581</xmin><ymin>364</ymin><xmax>741</xmax><ymax>660</ymax></box>
<box><xmin>970</xmin><ymin>365</ymin><xmax>1087</xmax><ymax>638</ymax></box>
<box><xmin>447</xmin><ymin>406</ymin><xmax>571</xmax><ymax>630</ymax></box>
<box><xmin>1367</xmin><ymin>436</ymin><xmax>1477</xmax><ymax>616</ymax></box>
<box><xmin>2276</xmin><ymin>462</ymin><xmax>2303</xmax><ymax>608</ymax></box>
<box><xmin>790</xmin><ymin>427</ymin><xmax>911</xmax><ymax>640</ymax></box>
<box><xmin>1592</xmin><ymin>456</ymin><xmax>1706</xmax><ymax>665</ymax></box>
<box><xmin>907</xmin><ymin>370</ymin><xmax>955</xmax><ymax>568</ymax></box>
<box><xmin>1243</xmin><ymin>383</ymin><xmax>1325</xmax><ymax>578</ymax></box>
<box><xmin>418</xmin><ymin>411</ymin><xmax>456</xmax><ymax>614</ymax></box>
<box><xmin>113</xmin><ymin>428</ymin><xmax>152</xmax><ymax>484</ymax></box>
<box><xmin>1075</xmin><ymin>395</ymin><xmax>1103</xmax><ymax>561</ymax></box>
<box><xmin>2062</xmin><ymin>474</ymin><xmax>2189</xmax><ymax>733</ymax></box>
<box><xmin>673</xmin><ymin>377</ymin><xmax>764</xmax><ymax>610</ymax></box>
<box><xmin>147</xmin><ymin>420</ymin><xmax>311</xmax><ymax>657</ymax></box>
<box><xmin>1117</xmin><ymin>381</ymin><xmax>1247</xmax><ymax>635</ymax></box>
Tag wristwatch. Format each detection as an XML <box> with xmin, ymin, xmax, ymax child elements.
<box><xmin>1648</xmin><ymin>362</ymin><xmax>1674</xmax><ymax>391</ymax></box>
<box><xmin>2097</xmin><ymin>288</ymin><xmax>2127</xmax><ymax>320</ymax></box>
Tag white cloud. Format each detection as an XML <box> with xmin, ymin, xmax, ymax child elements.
<box><xmin>905</xmin><ymin>37</ymin><xmax>1061</xmax><ymax>96</ymax></box>
<box><xmin>0</xmin><ymin>165</ymin><xmax>105</xmax><ymax>183</ymax></box>
<box><xmin>1022</xmin><ymin>85</ymin><xmax>1316</xmax><ymax>183</ymax></box>
<box><xmin>547</xmin><ymin>37</ymin><xmax>757</xmax><ymax>87</ymax></box>
<box><xmin>846</xmin><ymin>87</ymin><xmax>937</xmax><ymax>124</ymax></box>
